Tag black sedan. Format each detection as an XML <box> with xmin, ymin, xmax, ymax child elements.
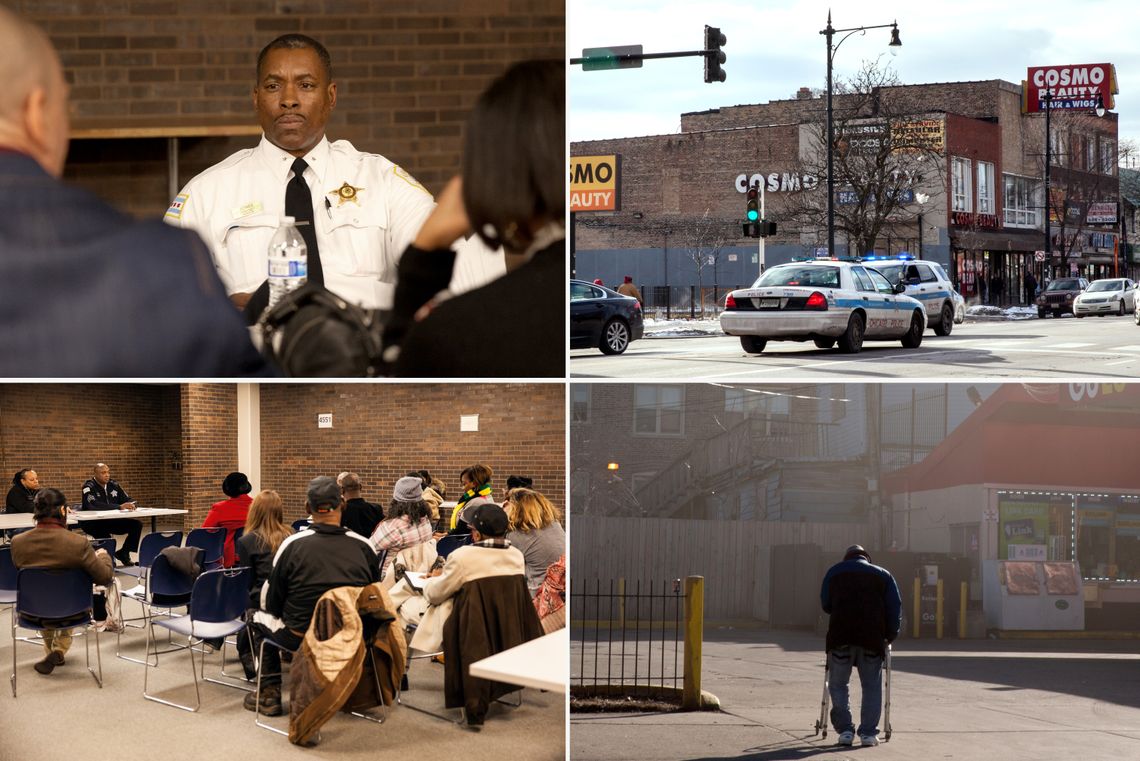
<box><xmin>570</xmin><ymin>280</ymin><xmax>644</xmax><ymax>354</ymax></box>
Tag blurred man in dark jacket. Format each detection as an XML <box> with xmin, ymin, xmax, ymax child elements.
<box><xmin>820</xmin><ymin>545</ymin><xmax>901</xmax><ymax>748</ymax></box>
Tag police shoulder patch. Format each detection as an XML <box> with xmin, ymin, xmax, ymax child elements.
<box><xmin>165</xmin><ymin>192</ymin><xmax>190</xmax><ymax>220</ymax></box>
<box><xmin>82</xmin><ymin>486</ymin><xmax>91</xmax><ymax>494</ymax></box>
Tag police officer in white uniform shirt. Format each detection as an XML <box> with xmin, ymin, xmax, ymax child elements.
<box><xmin>165</xmin><ymin>34</ymin><xmax>435</xmax><ymax>315</ymax></box>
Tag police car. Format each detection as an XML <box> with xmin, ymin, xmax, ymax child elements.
<box><xmin>862</xmin><ymin>255</ymin><xmax>958</xmax><ymax>335</ymax></box>
<box><xmin>720</xmin><ymin>260</ymin><xmax>927</xmax><ymax>354</ymax></box>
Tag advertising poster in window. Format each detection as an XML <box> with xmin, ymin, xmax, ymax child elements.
<box><xmin>1076</xmin><ymin>494</ymin><xmax>1117</xmax><ymax>579</ymax></box>
<box><xmin>998</xmin><ymin>493</ymin><xmax>1053</xmax><ymax>560</ymax></box>
<box><xmin>1115</xmin><ymin>495</ymin><xmax>1140</xmax><ymax>581</ymax></box>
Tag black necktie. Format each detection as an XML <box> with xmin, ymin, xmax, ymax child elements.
<box><xmin>285</xmin><ymin>157</ymin><xmax>324</xmax><ymax>286</ymax></box>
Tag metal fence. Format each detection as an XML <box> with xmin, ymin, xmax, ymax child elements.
<box><xmin>571</xmin><ymin>578</ymin><xmax>684</xmax><ymax>696</ymax></box>
<box><xmin>641</xmin><ymin>285</ymin><xmax>749</xmax><ymax>319</ymax></box>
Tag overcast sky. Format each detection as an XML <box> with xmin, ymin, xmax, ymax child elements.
<box><xmin>569</xmin><ymin>0</ymin><xmax>1140</xmax><ymax>157</ymax></box>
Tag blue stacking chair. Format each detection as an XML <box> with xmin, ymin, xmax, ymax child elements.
<box><xmin>143</xmin><ymin>566</ymin><xmax>251</xmax><ymax>712</ymax></box>
<box><xmin>117</xmin><ymin>553</ymin><xmax>194</xmax><ymax>666</ymax></box>
<box><xmin>10</xmin><ymin>567</ymin><xmax>102</xmax><ymax>697</ymax></box>
<box><xmin>117</xmin><ymin>531</ymin><xmax>183</xmax><ymax>581</ymax></box>
<box><xmin>291</xmin><ymin>518</ymin><xmax>312</xmax><ymax>533</ymax></box>
<box><xmin>185</xmin><ymin>528</ymin><xmax>226</xmax><ymax>571</ymax></box>
<box><xmin>435</xmin><ymin>533</ymin><xmax>472</xmax><ymax>560</ymax></box>
<box><xmin>0</xmin><ymin>547</ymin><xmax>17</xmax><ymax>611</ymax></box>
<box><xmin>89</xmin><ymin>537</ymin><xmax>117</xmax><ymax>558</ymax></box>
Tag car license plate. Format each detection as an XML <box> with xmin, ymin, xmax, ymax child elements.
<box><xmin>760</xmin><ymin>298</ymin><xmax>780</xmax><ymax>308</ymax></box>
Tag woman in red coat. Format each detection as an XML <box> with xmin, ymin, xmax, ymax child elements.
<box><xmin>203</xmin><ymin>471</ymin><xmax>253</xmax><ymax>567</ymax></box>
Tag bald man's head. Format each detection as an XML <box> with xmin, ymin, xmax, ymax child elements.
<box><xmin>0</xmin><ymin>8</ymin><xmax>70</xmax><ymax>176</ymax></box>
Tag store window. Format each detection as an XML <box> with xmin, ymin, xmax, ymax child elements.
<box><xmin>1003</xmin><ymin>174</ymin><xmax>1039</xmax><ymax>228</ymax></box>
<box><xmin>951</xmin><ymin>156</ymin><xmax>972</xmax><ymax>212</ymax></box>
<box><xmin>633</xmin><ymin>384</ymin><xmax>684</xmax><ymax>436</ymax></box>
<box><xmin>977</xmin><ymin>161</ymin><xmax>995</xmax><ymax>214</ymax></box>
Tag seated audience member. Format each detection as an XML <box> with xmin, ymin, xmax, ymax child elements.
<box><xmin>383</xmin><ymin>60</ymin><xmax>565</xmax><ymax>377</ymax></box>
<box><xmin>235</xmin><ymin>489</ymin><xmax>291</xmax><ymax>680</ymax></box>
<box><xmin>446</xmin><ymin>463</ymin><xmax>493</xmax><ymax>534</ymax></box>
<box><xmin>80</xmin><ymin>463</ymin><xmax>141</xmax><ymax>567</ymax></box>
<box><xmin>6</xmin><ymin>468</ymin><xmax>39</xmax><ymax>514</ymax></box>
<box><xmin>340</xmin><ymin>472</ymin><xmax>384</xmax><ymax>538</ymax></box>
<box><xmin>203</xmin><ymin>471</ymin><xmax>253</xmax><ymax>567</ymax></box>
<box><xmin>246</xmin><ymin>476</ymin><xmax>379</xmax><ymax>716</ymax></box>
<box><xmin>505</xmin><ymin>474</ymin><xmax>533</xmax><ymax>492</ymax></box>
<box><xmin>421</xmin><ymin>502</ymin><xmax>539</xmax><ymax>725</ymax></box>
<box><xmin>504</xmin><ymin>488</ymin><xmax>565</xmax><ymax>597</ymax></box>
<box><xmin>10</xmin><ymin>488</ymin><xmax>114</xmax><ymax>676</ymax></box>
<box><xmin>0</xmin><ymin>9</ymin><xmax>270</xmax><ymax>378</ymax></box>
<box><xmin>409</xmin><ymin>470</ymin><xmax>442</xmax><ymax>525</ymax></box>
<box><xmin>369</xmin><ymin>476</ymin><xmax>434</xmax><ymax>575</ymax></box>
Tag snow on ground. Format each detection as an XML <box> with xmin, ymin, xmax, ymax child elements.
<box><xmin>644</xmin><ymin>306</ymin><xmax>1042</xmax><ymax>337</ymax></box>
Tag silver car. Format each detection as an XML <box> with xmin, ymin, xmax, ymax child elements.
<box><xmin>720</xmin><ymin>260</ymin><xmax>927</xmax><ymax>354</ymax></box>
<box><xmin>1073</xmin><ymin>278</ymin><xmax>1136</xmax><ymax>317</ymax></box>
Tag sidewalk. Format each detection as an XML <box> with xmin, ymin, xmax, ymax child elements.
<box><xmin>570</xmin><ymin>629</ymin><xmax>1140</xmax><ymax>761</ymax></box>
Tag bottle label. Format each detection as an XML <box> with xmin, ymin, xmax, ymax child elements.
<box><xmin>268</xmin><ymin>259</ymin><xmax>308</xmax><ymax>278</ymax></box>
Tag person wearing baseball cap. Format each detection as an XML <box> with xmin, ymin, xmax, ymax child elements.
<box><xmin>246</xmin><ymin>475</ymin><xmax>380</xmax><ymax>716</ymax></box>
<box><xmin>820</xmin><ymin>544</ymin><xmax>901</xmax><ymax>748</ymax></box>
<box><xmin>202</xmin><ymin>471</ymin><xmax>253</xmax><ymax>567</ymax></box>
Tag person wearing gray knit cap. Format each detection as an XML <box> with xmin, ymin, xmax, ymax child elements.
<box><xmin>368</xmin><ymin>475</ymin><xmax>434</xmax><ymax>571</ymax></box>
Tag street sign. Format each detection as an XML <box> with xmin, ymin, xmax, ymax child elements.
<box><xmin>1034</xmin><ymin>250</ymin><xmax>1046</xmax><ymax>262</ymax></box>
<box><xmin>582</xmin><ymin>45</ymin><xmax>643</xmax><ymax>71</ymax></box>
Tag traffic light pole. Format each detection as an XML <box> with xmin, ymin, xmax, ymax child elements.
<box><xmin>570</xmin><ymin>49</ymin><xmax>715</xmax><ymax>65</ymax></box>
<box><xmin>758</xmin><ymin>183</ymin><xmax>766</xmax><ymax>277</ymax></box>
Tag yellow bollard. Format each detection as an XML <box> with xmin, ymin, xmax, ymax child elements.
<box><xmin>912</xmin><ymin>577</ymin><xmax>921</xmax><ymax>639</ymax></box>
<box><xmin>682</xmin><ymin>576</ymin><xmax>704</xmax><ymax>710</ymax></box>
<box><xmin>959</xmin><ymin>581</ymin><xmax>968</xmax><ymax>639</ymax></box>
<box><xmin>936</xmin><ymin>579</ymin><xmax>944</xmax><ymax>640</ymax></box>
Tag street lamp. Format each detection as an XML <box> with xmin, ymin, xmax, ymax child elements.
<box><xmin>821</xmin><ymin>12</ymin><xmax>901</xmax><ymax>258</ymax></box>
<box><xmin>915</xmin><ymin>192</ymin><xmax>930</xmax><ymax>258</ymax></box>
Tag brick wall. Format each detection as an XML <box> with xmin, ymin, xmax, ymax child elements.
<box><xmin>10</xmin><ymin>0</ymin><xmax>564</xmax><ymax>216</ymax></box>
<box><xmin>0</xmin><ymin>384</ymin><xmax>180</xmax><ymax>514</ymax></box>
<box><xmin>258</xmin><ymin>382</ymin><xmax>566</xmax><ymax>524</ymax></box>
<box><xmin>179</xmin><ymin>383</ymin><xmax>238</xmax><ymax>528</ymax></box>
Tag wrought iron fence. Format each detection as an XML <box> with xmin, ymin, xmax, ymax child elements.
<box><xmin>641</xmin><ymin>285</ymin><xmax>749</xmax><ymax>320</ymax></box>
<box><xmin>570</xmin><ymin>578</ymin><xmax>684</xmax><ymax>696</ymax></box>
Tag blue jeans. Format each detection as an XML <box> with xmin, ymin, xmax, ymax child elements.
<box><xmin>828</xmin><ymin>645</ymin><xmax>883</xmax><ymax>737</ymax></box>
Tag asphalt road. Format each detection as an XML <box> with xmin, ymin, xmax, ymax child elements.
<box><xmin>570</xmin><ymin>314</ymin><xmax>1140</xmax><ymax>380</ymax></box>
<box><xmin>571</xmin><ymin>629</ymin><xmax>1140</xmax><ymax>761</ymax></box>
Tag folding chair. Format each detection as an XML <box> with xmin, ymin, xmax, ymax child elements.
<box><xmin>435</xmin><ymin>533</ymin><xmax>472</xmax><ymax>560</ymax></box>
<box><xmin>0</xmin><ymin>547</ymin><xmax>16</xmax><ymax>612</ymax></box>
<box><xmin>117</xmin><ymin>553</ymin><xmax>194</xmax><ymax>665</ymax></box>
<box><xmin>89</xmin><ymin>537</ymin><xmax>117</xmax><ymax>558</ymax></box>
<box><xmin>116</xmin><ymin>531</ymin><xmax>183</xmax><ymax>583</ymax></box>
<box><xmin>186</xmin><ymin>528</ymin><xmax>226</xmax><ymax>571</ymax></box>
<box><xmin>143</xmin><ymin>566</ymin><xmax>252</xmax><ymax>712</ymax></box>
<box><xmin>10</xmin><ymin>567</ymin><xmax>102</xmax><ymax>697</ymax></box>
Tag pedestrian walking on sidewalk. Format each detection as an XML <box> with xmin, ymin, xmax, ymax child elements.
<box><xmin>820</xmin><ymin>545</ymin><xmax>901</xmax><ymax>747</ymax></box>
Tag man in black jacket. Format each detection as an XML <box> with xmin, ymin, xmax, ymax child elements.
<box><xmin>339</xmin><ymin>472</ymin><xmax>384</xmax><ymax>539</ymax></box>
<box><xmin>820</xmin><ymin>545</ymin><xmax>902</xmax><ymax>748</ymax></box>
<box><xmin>246</xmin><ymin>475</ymin><xmax>380</xmax><ymax>716</ymax></box>
<box><xmin>80</xmin><ymin>463</ymin><xmax>141</xmax><ymax>567</ymax></box>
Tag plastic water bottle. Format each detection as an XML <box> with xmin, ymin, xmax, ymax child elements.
<box><xmin>267</xmin><ymin>216</ymin><xmax>307</xmax><ymax>309</ymax></box>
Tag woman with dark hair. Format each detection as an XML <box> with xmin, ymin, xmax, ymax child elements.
<box><xmin>202</xmin><ymin>471</ymin><xmax>253</xmax><ymax>567</ymax></box>
<box><xmin>369</xmin><ymin>476</ymin><xmax>434</xmax><ymax>577</ymax></box>
<box><xmin>6</xmin><ymin>468</ymin><xmax>39</xmax><ymax>514</ymax></box>
<box><xmin>383</xmin><ymin>59</ymin><xmax>565</xmax><ymax>377</ymax></box>
<box><xmin>448</xmin><ymin>463</ymin><xmax>493</xmax><ymax>533</ymax></box>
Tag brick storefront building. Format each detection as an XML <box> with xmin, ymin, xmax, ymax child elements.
<box><xmin>573</xmin><ymin>78</ymin><xmax>1129</xmax><ymax>309</ymax></box>
<box><xmin>1</xmin><ymin>383</ymin><xmax>565</xmax><ymax>529</ymax></box>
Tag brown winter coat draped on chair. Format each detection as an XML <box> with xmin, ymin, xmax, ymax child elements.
<box><xmin>288</xmin><ymin>582</ymin><xmax>407</xmax><ymax>745</ymax></box>
<box><xmin>442</xmin><ymin>573</ymin><xmax>543</xmax><ymax>724</ymax></box>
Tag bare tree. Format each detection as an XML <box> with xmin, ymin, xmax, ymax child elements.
<box><xmin>788</xmin><ymin>59</ymin><xmax>947</xmax><ymax>257</ymax></box>
<box><xmin>678</xmin><ymin>208</ymin><xmax>733</xmax><ymax>314</ymax></box>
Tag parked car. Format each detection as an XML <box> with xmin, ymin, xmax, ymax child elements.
<box><xmin>570</xmin><ymin>279</ymin><xmax>644</xmax><ymax>355</ymax></box>
<box><xmin>1073</xmin><ymin>278</ymin><xmax>1136</xmax><ymax>317</ymax></box>
<box><xmin>720</xmin><ymin>260</ymin><xmax>927</xmax><ymax>354</ymax></box>
<box><xmin>864</xmin><ymin>255</ymin><xmax>958</xmax><ymax>336</ymax></box>
<box><xmin>1036</xmin><ymin>277</ymin><xmax>1089</xmax><ymax>318</ymax></box>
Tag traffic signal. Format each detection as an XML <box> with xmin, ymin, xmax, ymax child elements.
<box><xmin>745</xmin><ymin>182</ymin><xmax>759</xmax><ymax>222</ymax></box>
<box><xmin>704</xmin><ymin>25</ymin><xmax>726</xmax><ymax>83</ymax></box>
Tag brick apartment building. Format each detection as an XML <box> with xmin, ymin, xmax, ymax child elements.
<box><xmin>0</xmin><ymin>383</ymin><xmax>565</xmax><ymax>529</ymax></box>
<box><xmin>572</xmin><ymin>78</ymin><xmax>1129</xmax><ymax>308</ymax></box>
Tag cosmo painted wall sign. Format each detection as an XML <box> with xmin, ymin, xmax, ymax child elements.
<box><xmin>570</xmin><ymin>155</ymin><xmax>621</xmax><ymax>212</ymax></box>
<box><xmin>1024</xmin><ymin>63</ymin><xmax>1118</xmax><ymax>113</ymax></box>
<box><xmin>734</xmin><ymin>172</ymin><xmax>819</xmax><ymax>193</ymax></box>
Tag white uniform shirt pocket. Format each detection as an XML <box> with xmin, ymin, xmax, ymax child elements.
<box><xmin>219</xmin><ymin>214</ymin><xmax>281</xmax><ymax>294</ymax></box>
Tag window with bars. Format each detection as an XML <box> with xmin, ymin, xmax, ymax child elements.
<box><xmin>952</xmin><ymin>156</ymin><xmax>972</xmax><ymax>212</ymax></box>
<box><xmin>1003</xmin><ymin>174</ymin><xmax>1039</xmax><ymax>228</ymax></box>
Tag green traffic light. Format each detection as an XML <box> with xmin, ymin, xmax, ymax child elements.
<box><xmin>747</xmin><ymin>209</ymin><xmax>759</xmax><ymax>221</ymax></box>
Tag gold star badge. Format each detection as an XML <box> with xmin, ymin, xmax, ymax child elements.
<box><xmin>328</xmin><ymin>182</ymin><xmax>364</xmax><ymax>206</ymax></box>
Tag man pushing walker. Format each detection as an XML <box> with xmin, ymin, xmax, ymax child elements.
<box><xmin>820</xmin><ymin>544</ymin><xmax>901</xmax><ymax>747</ymax></box>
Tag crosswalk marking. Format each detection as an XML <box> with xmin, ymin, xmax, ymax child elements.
<box><xmin>1108</xmin><ymin>345</ymin><xmax>1140</xmax><ymax>353</ymax></box>
<box><xmin>1049</xmin><ymin>342</ymin><xmax>1095</xmax><ymax>349</ymax></box>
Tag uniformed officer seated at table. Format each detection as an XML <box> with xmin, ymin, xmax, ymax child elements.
<box><xmin>0</xmin><ymin>9</ymin><xmax>271</xmax><ymax>378</ymax></box>
<box><xmin>80</xmin><ymin>462</ymin><xmax>142</xmax><ymax>567</ymax></box>
<box><xmin>166</xmin><ymin>33</ymin><xmax>447</xmax><ymax>322</ymax></box>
